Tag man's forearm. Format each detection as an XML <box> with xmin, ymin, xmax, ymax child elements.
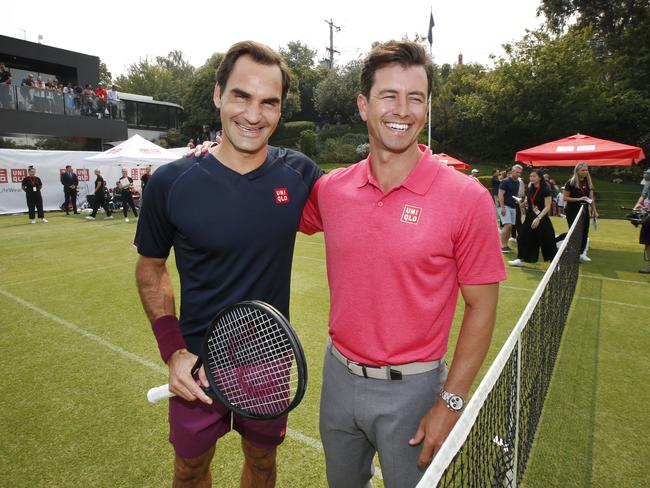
<box><xmin>443</xmin><ymin>284</ymin><xmax>498</xmax><ymax>398</ymax></box>
<box><xmin>135</xmin><ymin>257</ymin><xmax>176</xmax><ymax>322</ymax></box>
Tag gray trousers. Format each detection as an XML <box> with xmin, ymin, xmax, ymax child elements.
<box><xmin>319</xmin><ymin>346</ymin><xmax>448</xmax><ymax>488</ymax></box>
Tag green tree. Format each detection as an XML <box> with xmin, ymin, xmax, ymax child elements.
<box><xmin>114</xmin><ymin>51</ymin><xmax>195</xmax><ymax>105</ymax></box>
<box><xmin>314</xmin><ymin>60</ymin><xmax>363</xmax><ymax>122</ymax></box>
<box><xmin>181</xmin><ymin>53</ymin><xmax>223</xmax><ymax>138</ymax></box>
<box><xmin>280</xmin><ymin>41</ymin><xmax>328</xmax><ymax>121</ymax></box>
<box><xmin>99</xmin><ymin>60</ymin><xmax>112</xmax><ymax>86</ymax></box>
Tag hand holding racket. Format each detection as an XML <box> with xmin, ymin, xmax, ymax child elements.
<box><xmin>147</xmin><ymin>301</ymin><xmax>308</xmax><ymax>420</ymax></box>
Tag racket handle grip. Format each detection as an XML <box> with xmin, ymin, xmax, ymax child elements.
<box><xmin>147</xmin><ymin>384</ymin><xmax>175</xmax><ymax>404</ymax></box>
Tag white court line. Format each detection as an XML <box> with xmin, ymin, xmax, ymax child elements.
<box><xmin>0</xmin><ymin>287</ymin><xmax>377</xmax><ymax>476</ymax></box>
<box><xmin>500</xmin><ymin>284</ymin><xmax>650</xmax><ymax>310</ymax></box>
<box><xmin>511</xmin><ymin>266</ymin><xmax>650</xmax><ymax>286</ymax></box>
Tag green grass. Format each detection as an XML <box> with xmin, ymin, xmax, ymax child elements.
<box><xmin>0</xmin><ymin>212</ymin><xmax>647</xmax><ymax>487</ymax></box>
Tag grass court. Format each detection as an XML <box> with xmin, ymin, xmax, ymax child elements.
<box><xmin>0</xmin><ymin>210</ymin><xmax>647</xmax><ymax>487</ymax></box>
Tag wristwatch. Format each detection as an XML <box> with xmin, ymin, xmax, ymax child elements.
<box><xmin>439</xmin><ymin>389</ymin><xmax>465</xmax><ymax>412</ymax></box>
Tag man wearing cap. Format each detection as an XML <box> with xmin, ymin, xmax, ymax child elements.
<box><xmin>470</xmin><ymin>168</ymin><xmax>480</xmax><ymax>180</ymax></box>
<box><xmin>21</xmin><ymin>73</ymin><xmax>35</xmax><ymax>87</ymax></box>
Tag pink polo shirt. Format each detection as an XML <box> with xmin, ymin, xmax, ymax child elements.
<box><xmin>300</xmin><ymin>145</ymin><xmax>506</xmax><ymax>365</ymax></box>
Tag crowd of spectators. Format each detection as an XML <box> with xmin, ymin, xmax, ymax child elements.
<box><xmin>1</xmin><ymin>61</ymin><xmax>121</xmax><ymax>119</ymax></box>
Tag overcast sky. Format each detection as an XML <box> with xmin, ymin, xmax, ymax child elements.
<box><xmin>4</xmin><ymin>0</ymin><xmax>545</xmax><ymax>77</ymax></box>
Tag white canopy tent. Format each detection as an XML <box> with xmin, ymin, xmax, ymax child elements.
<box><xmin>86</xmin><ymin>134</ymin><xmax>179</xmax><ymax>166</ymax></box>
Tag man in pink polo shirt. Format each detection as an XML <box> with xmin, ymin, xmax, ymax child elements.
<box><xmin>300</xmin><ymin>40</ymin><xmax>506</xmax><ymax>488</ymax></box>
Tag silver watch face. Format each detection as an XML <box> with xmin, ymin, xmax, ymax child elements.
<box><xmin>448</xmin><ymin>394</ymin><xmax>464</xmax><ymax>411</ymax></box>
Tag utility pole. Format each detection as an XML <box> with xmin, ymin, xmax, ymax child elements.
<box><xmin>324</xmin><ymin>19</ymin><xmax>340</xmax><ymax>68</ymax></box>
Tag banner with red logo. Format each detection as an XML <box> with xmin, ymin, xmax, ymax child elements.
<box><xmin>0</xmin><ymin>149</ymin><xmax>156</xmax><ymax>215</ymax></box>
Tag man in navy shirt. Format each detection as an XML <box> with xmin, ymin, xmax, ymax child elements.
<box><xmin>134</xmin><ymin>41</ymin><xmax>321</xmax><ymax>488</ymax></box>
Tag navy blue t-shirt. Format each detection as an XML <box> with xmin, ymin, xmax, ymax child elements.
<box><xmin>499</xmin><ymin>177</ymin><xmax>519</xmax><ymax>208</ymax></box>
<box><xmin>135</xmin><ymin>146</ymin><xmax>323</xmax><ymax>353</ymax></box>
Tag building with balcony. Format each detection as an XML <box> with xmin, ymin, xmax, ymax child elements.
<box><xmin>0</xmin><ymin>34</ymin><xmax>182</xmax><ymax>150</ymax></box>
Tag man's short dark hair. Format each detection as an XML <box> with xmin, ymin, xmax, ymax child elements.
<box><xmin>215</xmin><ymin>41</ymin><xmax>291</xmax><ymax>103</ymax></box>
<box><xmin>360</xmin><ymin>40</ymin><xmax>434</xmax><ymax>98</ymax></box>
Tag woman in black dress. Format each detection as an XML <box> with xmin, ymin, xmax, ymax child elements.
<box><xmin>509</xmin><ymin>169</ymin><xmax>556</xmax><ymax>267</ymax></box>
<box><xmin>563</xmin><ymin>162</ymin><xmax>598</xmax><ymax>262</ymax></box>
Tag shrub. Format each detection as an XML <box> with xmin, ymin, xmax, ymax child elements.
<box><xmin>317</xmin><ymin>123</ymin><xmax>367</xmax><ymax>140</ymax></box>
<box><xmin>356</xmin><ymin>143</ymin><xmax>370</xmax><ymax>160</ymax></box>
<box><xmin>314</xmin><ymin>139</ymin><xmax>358</xmax><ymax>165</ymax></box>
<box><xmin>270</xmin><ymin>121</ymin><xmax>315</xmax><ymax>148</ymax></box>
<box><xmin>298</xmin><ymin>130</ymin><xmax>318</xmax><ymax>157</ymax></box>
<box><xmin>340</xmin><ymin>133</ymin><xmax>368</xmax><ymax>146</ymax></box>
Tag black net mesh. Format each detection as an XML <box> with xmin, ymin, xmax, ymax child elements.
<box><xmin>429</xmin><ymin>208</ymin><xmax>584</xmax><ymax>488</ymax></box>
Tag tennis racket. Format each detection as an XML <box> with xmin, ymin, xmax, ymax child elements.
<box><xmin>147</xmin><ymin>300</ymin><xmax>308</xmax><ymax>420</ymax></box>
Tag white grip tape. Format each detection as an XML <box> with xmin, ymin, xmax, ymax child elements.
<box><xmin>147</xmin><ymin>384</ymin><xmax>175</xmax><ymax>404</ymax></box>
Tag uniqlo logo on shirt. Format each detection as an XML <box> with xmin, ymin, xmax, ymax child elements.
<box><xmin>274</xmin><ymin>188</ymin><xmax>290</xmax><ymax>204</ymax></box>
<box><xmin>401</xmin><ymin>204</ymin><xmax>422</xmax><ymax>224</ymax></box>
<box><xmin>0</xmin><ymin>169</ymin><xmax>7</xmax><ymax>184</ymax></box>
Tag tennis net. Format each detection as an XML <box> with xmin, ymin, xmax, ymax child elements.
<box><xmin>417</xmin><ymin>206</ymin><xmax>585</xmax><ymax>488</ymax></box>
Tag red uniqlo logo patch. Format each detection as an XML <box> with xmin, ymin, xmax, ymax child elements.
<box><xmin>401</xmin><ymin>204</ymin><xmax>422</xmax><ymax>224</ymax></box>
<box><xmin>274</xmin><ymin>188</ymin><xmax>290</xmax><ymax>204</ymax></box>
<box><xmin>0</xmin><ymin>169</ymin><xmax>7</xmax><ymax>184</ymax></box>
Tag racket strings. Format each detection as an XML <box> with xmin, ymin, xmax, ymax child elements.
<box><xmin>206</xmin><ymin>306</ymin><xmax>300</xmax><ymax>417</ymax></box>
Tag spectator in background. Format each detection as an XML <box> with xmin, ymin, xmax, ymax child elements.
<box><xmin>95</xmin><ymin>82</ymin><xmax>108</xmax><ymax>117</ymax></box>
<box><xmin>86</xmin><ymin>169</ymin><xmax>113</xmax><ymax>221</ymax></box>
<box><xmin>0</xmin><ymin>63</ymin><xmax>11</xmax><ymax>85</ymax></box>
<box><xmin>556</xmin><ymin>186</ymin><xmax>566</xmax><ymax>218</ymax></box>
<box><xmin>140</xmin><ymin>165</ymin><xmax>152</xmax><ymax>197</ymax></box>
<box><xmin>35</xmin><ymin>75</ymin><xmax>45</xmax><ymax>89</ymax></box>
<box><xmin>82</xmin><ymin>84</ymin><xmax>96</xmax><ymax>116</ymax></box>
<box><xmin>21</xmin><ymin>167</ymin><xmax>47</xmax><ymax>224</ymax></box>
<box><xmin>563</xmin><ymin>162</ymin><xmax>598</xmax><ymax>262</ymax></box>
<box><xmin>95</xmin><ymin>82</ymin><xmax>107</xmax><ymax>102</ymax></box>
<box><xmin>511</xmin><ymin>168</ymin><xmax>525</xmax><ymax>243</ymax></box>
<box><xmin>108</xmin><ymin>84</ymin><xmax>120</xmax><ymax>118</ymax></box>
<box><xmin>634</xmin><ymin>168</ymin><xmax>650</xmax><ymax>273</ymax></box>
<box><xmin>546</xmin><ymin>176</ymin><xmax>560</xmax><ymax>216</ymax></box>
<box><xmin>498</xmin><ymin>165</ymin><xmax>522</xmax><ymax>253</ymax></box>
<box><xmin>117</xmin><ymin>168</ymin><xmax>138</xmax><ymax>223</ymax></box>
<box><xmin>508</xmin><ymin>169</ymin><xmax>556</xmax><ymax>267</ymax></box>
<box><xmin>187</xmin><ymin>138</ymin><xmax>195</xmax><ymax>149</ymax></box>
<box><xmin>60</xmin><ymin>165</ymin><xmax>79</xmax><ymax>215</ymax></box>
<box><xmin>491</xmin><ymin>169</ymin><xmax>500</xmax><ymax>205</ymax></box>
<box><xmin>21</xmin><ymin>73</ymin><xmax>35</xmax><ymax>87</ymax></box>
<box><xmin>470</xmin><ymin>168</ymin><xmax>480</xmax><ymax>180</ymax></box>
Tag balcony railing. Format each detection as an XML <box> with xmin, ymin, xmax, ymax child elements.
<box><xmin>0</xmin><ymin>84</ymin><xmax>125</xmax><ymax>120</ymax></box>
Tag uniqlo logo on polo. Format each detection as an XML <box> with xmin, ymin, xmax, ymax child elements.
<box><xmin>0</xmin><ymin>169</ymin><xmax>7</xmax><ymax>184</ymax></box>
<box><xmin>401</xmin><ymin>204</ymin><xmax>422</xmax><ymax>224</ymax></box>
<box><xmin>274</xmin><ymin>188</ymin><xmax>290</xmax><ymax>204</ymax></box>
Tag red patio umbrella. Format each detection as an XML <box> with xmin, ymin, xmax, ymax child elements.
<box><xmin>433</xmin><ymin>153</ymin><xmax>471</xmax><ymax>170</ymax></box>
<box><xmin>515</xmin><ymin>133</ymin><xmax>645</xmax><ymax>167</ymax></box>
